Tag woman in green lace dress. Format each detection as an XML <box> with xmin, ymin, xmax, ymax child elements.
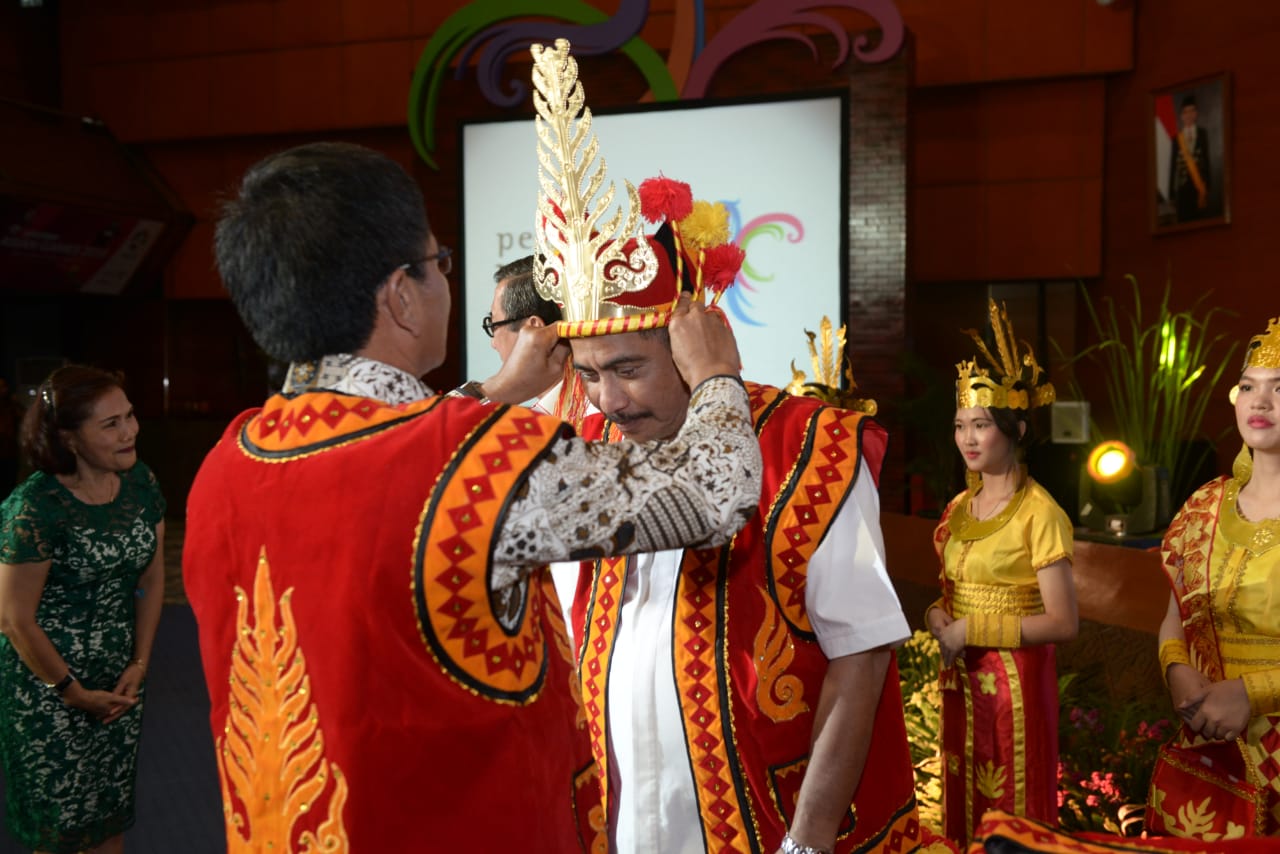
<box><xmin>0</xmin><ymin>365</ymin><xmax>165</xmax><ymax>854</ymax></box>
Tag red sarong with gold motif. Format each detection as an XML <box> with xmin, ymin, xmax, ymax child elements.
<box><xmin>933</xmin><ymin>484</ymin><xmax>1069</xmax><ymax>845</ymax></box>
<box><xmin>185</xmin><ymin>392</ymin><xmax>603</xmax><ymax>852</ymax></box>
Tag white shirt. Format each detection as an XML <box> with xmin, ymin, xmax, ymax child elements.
<box><xmin>606</xmin><ymin>458</ymin><xmax>909</xmax><ymax>852</ymax></box>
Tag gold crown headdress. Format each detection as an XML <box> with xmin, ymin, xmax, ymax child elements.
<box><xmin>530</xmin><ymin>40</ymin><xmax>744</xmax><ymax>338</ymax></box>
<box><xmin>530</xmin><ymin>40</ymin><xmax>656</xmax><ymax>337</ymax></box>
<box><xmin>955</xmin><ymin>299</ymin><xmax>1055</xmax><ymax>410</ymax></box>
<box><xmin>1228</xmin><ymin>316</ymin><xmax>1280</xmax><ymax>405</ymax></box>
<box><xmin>785</xmin><ymin>316</ymin><xmax>877</xmax><ymax>415</ymax></box>
<box><xmin>1241</xmin><ymin>316</ymin><xmax>1280</xmax><ymax>371</ymax></box>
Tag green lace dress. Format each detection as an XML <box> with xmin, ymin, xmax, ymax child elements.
<box><xmin>0</xmin><ymin>462</ymin><xmax>164</xmax><ymax>853</ymax></box>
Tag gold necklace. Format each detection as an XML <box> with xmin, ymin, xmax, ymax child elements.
<box><xmin>971</xmin><ymin>489</ymin><xmax>1015</xmax><ymax>521</ymax></box>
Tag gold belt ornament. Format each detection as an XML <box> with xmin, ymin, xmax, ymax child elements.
<box><xmin>949</xmin><ymin>582</ymin><xmax>1044</xmax><ymax>617</ymax></box>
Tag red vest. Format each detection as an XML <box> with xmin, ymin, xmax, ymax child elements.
<box><xmin>575</xmin><ymin>382</ymin><xmax>921</xmax><ymax>853</ymax></box>
<box><xmin>185</xmin><ymin>392</ymin><xmax>603</xmax><ymax>852</ymax></box>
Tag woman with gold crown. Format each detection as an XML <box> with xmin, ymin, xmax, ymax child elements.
<box><xmin>924</xmin><ymin>299</ymin><xmax>1079</xmax><ymax>845</ymax></box>
<box><xmin>1146</xmin><ymin>316</ymin><xmax>1280</xmax><ymax>840</ymax></box>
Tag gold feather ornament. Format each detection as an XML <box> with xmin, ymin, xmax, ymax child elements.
<box><xmin>785</xmin><ymin>316</ymin><xmax>877</xmax><ymax>415</ymax></box>
<box><xmin>955</xmin><ymin>299</ymin><xmax>1055</xmax><ymax>410</ymax></box>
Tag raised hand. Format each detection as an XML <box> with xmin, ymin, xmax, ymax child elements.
<box><xmin>667</xmin><ymin>294</ymin><xmax>743</xmax><ymax>389</ymax></box>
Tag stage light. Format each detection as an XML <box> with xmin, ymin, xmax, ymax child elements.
<box><xmin>1087</xmin><ymin>441</ymin><xmax>1136</xmax><ymax>484</ymax></box>
<box><xmin>1078</xmin><ymin>441</ymin><xmax>1172</xmax><ymax>538</ymax></box>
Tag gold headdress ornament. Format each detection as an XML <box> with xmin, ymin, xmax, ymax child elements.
<box><xmin>1228</xmin><ymin>315</ymin><xmax>1280</xmax><ymax>405</ymax></box>
<box><xmin>530</xmin><ymin>39</ymin><xmax>744</xmax><ymax>338</ymax></box>
<box><xmin>530</xmin><ymin>39</ymin><xmax>657</xmax><ymax>337</ymax></box>
<box><xmin>785</xmin><ymin>316</ymin><xmax>877</xmax><ymax>415</ymax></box>
<box><xmin>1241</xmin><ymin>316</ymin><xmax>1280</xmax><ymax>371</ymax></box>
<box><xmin>955</xmin><ymin>299</ymin><xmax>1056</xmax><ymax>410</ymax></box>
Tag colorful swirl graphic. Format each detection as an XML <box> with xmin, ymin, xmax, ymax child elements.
<box><xmin>719</xmin><ymin>200</ymin><xmax>805</xmax><ymax>329</ymax></box>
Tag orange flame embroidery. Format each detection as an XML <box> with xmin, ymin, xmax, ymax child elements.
<box><xmin>218</xmin><ymin>548</ymin><xmax>350</xmax><ymax>852</ymax></box>
<box><xmin>753</xmin><ymin>588</ymin><xmax>809</xmax><ymax>722</ymax></box>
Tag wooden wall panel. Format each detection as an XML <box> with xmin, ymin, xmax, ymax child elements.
<box><xmin>911</xmin><ymin>79</ymin><xmax>1105</xmax><ymax>281</ymax></box>
<box><xmin>276</xmin><ymin>0</ymin><xmax>344</xmax><ymax>48</ymax></box>
<box><xmin>207</xmin><ymin>53</ymin><xmax>278</xmax><ymax>137</ymax></box>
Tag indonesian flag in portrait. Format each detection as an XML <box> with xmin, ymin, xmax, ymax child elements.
<box><xmin>1154</xmin><ymin>93</ymin><xmax>1179</xmax><ymax>203</ymax></box>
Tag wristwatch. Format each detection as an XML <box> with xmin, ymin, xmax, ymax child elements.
<box><xmin>448</xmin><ymin>380</ymin><xmax>490</xmax><ymax>404</ymax></box>
<box><xmin>43</xmin><ymin>672</ymin><xmax>77</xmax><ymax>693</ymax></box>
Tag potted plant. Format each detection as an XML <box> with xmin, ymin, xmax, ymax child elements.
<box><xmin>1066</xmin><ymin>276</ymin><xmax>1237</xmax><ymax>510</ymax></box>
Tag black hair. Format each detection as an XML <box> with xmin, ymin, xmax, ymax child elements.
<box><xmin>987</xmin><ymin>405</ymin><xmax>1032</xmax><ymax>449</ymax></box>
<box><xmin>20</xmin><ymin>365</ymin><xmax>125</xmax><ymax>474</ymax></box>
<box><xmin>214</xmin><ymin>142</ymin><xmax>430</xmax><ymax>362</ymax></box>
<box><xmin>494</xmin><ymin>255</ymin><xmax>561</xmax><ymax>326</ymax></box>
<box><xmin>1179</xmin><ymin>95</ymin><xmax>1198</xmax><ymax>111</ymax></box>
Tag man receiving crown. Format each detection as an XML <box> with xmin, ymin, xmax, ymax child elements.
<box><xmin>530</xmin><ymin>39</ymin><xmax>921</xmax><ymax>854</ymax></box>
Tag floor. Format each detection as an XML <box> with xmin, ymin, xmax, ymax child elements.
<box><xmin>0</xmin><ymin>519</ymin><xmax>226</xmax><ymax>853</ymax></box>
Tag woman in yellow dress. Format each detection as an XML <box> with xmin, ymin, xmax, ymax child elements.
<box><xmin>1150</xmin><ymin>316</ymin><xmax>1280</xmax><ymax>839</ymax></box>
<box><xmin>925</xmin><ymin>300</ymin><xmax>1079</xmax><ymax>845</ymax></box>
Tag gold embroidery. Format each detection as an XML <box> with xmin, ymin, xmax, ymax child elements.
<box><xmin>975</xmin><ymin>760</ymin><xmax>1007</xmax><ymax>801</ymax></box>
<box><xmin>753</xmin><ymin>589</ymin><xmax>809</xmax><ymax>722</ymax></box>
<box><xmin>218</xmin><ymin>548</ymin><xmax>349</xmax><ymax>852</ymax></box>
<box><xmin>1220</xmin><ymin>476</ymin><xmax>1280</xmax><ymax>556</ymax></box>
<box><xmin>976</xmin><ymin>671</ymin><xmax>997</xmax><ymax>695</ymax></box>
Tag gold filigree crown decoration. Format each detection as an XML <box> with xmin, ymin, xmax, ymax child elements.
<box><xmin>785</xmin><ymin>316</ymin><xmax>877</xmax><ymax>415</ymax></box>
<box><xmin>530</xmin><ymin>39</ymin><xmax>658</xmax><ymax>338</ymax></box>
<box><xmin>529</xmin><ymin>40</ymin><xmax>745</xmax><ymax>338</ymax></box>
<box><xmin>955</xmin><ymin>299</ymin><xmax>1056</xmax><ymax>410</ymax></box>
<box><xmin>1242</xmin><ymin>316</ymin><xmax>1280</xmax><ymax>371</ymax></box>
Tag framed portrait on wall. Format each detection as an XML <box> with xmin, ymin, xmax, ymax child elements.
<box><xmin>1150</xmin><ymin>72</ymin><xmax>1231</xmax><ymax>234</ymax></box>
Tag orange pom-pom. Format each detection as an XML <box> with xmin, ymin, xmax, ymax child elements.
<box><xmin>638</xmin><ymin>176</ymin><xmax>693</xmax><ymax>224</ymax></box>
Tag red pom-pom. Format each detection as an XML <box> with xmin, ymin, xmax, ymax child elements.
<box><xmin>701</xmin><ymin>243</ymin><xmax>745</xmax><ymax>293</ymax></box>
<box><xmin>638</xmin><ymin>176</ymin><xmax>693</xmax><ymax>224</ymax></box>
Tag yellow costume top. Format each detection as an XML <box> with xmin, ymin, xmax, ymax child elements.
<box><xmin>1201</xmin><ymin>477</ymin><xmax>1280</xmax><ymax>675</ymax></box>
<box><xmin>940</xmin><ymin>477</ymin><xmax>1074</xmax><ymax>618</ymax></box>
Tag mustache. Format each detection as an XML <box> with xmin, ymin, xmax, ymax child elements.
<box><xmin>607</xmin><ymin>410</ymin><xmax>652</xmax><ymax>425</ymax></box>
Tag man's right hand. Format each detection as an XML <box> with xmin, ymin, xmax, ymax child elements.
<box><xmin>668</xmin><ymin>295</ymin><xmax>743</xmax><ymax>389</ymax></box>
<box><xmin>480</xmin><ymin>324</ymin><xmax>569</xmax><ymax>405</ymax></box>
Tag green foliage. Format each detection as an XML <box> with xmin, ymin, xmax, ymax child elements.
<box><xmin>898</xmin><ymin>630</ymin><xmax>944</xmax><ymax>831</ymax></box>
<box><xmin>1071</xmin><ymin>276</ymin><xmax>1237</xmax><ymax>504</ymax></box>
<box><xmin>1057</xmin><ymin>672</ymin><xmax>1172</xmax><ymax>836</ymax></box>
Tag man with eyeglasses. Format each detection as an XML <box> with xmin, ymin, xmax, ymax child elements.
<box><xmin>485</xmin><ymin>255</ymin><xmax>596</xmax><ymax>428</ymax></box>
<box><xmin>183</xmin><ymin>141</ymin><xmax>762</xmax><ymax>852</ymax></box>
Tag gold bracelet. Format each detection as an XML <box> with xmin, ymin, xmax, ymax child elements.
<box><xmin>964</xmin><ymin>613</ymin><xmax>1021</xmax><ymax>648</ymax></box>
<box><xmin>130</xmin><ymin>658</ymin><xmax>147</xmax><ymax>675</ymax></box>
<box><xmin>1242</xmin><ymin>670</ymin><xmax>1280</xmax><ymax>718</ymax></box>
<box><xmin>1158</xmin><ymin>638</ymin><xmax>1192</xmax><ymax>687</ymax></box>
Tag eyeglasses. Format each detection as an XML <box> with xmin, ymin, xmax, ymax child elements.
<box><xmin>482</xmin><ymin>313</ymin><xmax>528</xmax><ymax>338</ymax></box>
<box><xmin>400</xmin><ymin>245</ymin><xmax>453</xmax><ymax>277</ymax></box>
